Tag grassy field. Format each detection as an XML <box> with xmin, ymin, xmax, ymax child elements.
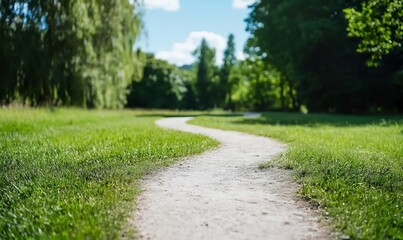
<box><xmin>191</xmin><ymin>113</ymin><xmax>403</xmax><ymax>240</ymax></box>
<box><xmin>0</xmin><ymin>109</ymin><xmax>218</xmax><ymax>239</ymax></box>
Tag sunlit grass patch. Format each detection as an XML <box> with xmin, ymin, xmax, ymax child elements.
<box><xmin>191</xmin><ymin>113</ymin><xmax>403</xmax><ymax>239</ymax></box>
<box><xmin>0</xmin><ymin>108</ymin><xmax>218</xmax><ymax>239</ymax></box>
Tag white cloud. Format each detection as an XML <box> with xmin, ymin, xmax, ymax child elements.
<box><xmin>232</xmin><ymin>0</ymin><xmax>255</xmax><ymax>9</ymax></box>
<box><xmin>156</xmin><ymin>31</ymin><xmax>227</xmax><ymax>66</ymax></box>
<box><xmin>142</xmin><ymin>0</ymin><xmax>180</xmax><ymax>11</ymax></box>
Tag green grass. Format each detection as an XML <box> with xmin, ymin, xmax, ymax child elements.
<box><xmin>191</xmin><ymin>112</ymin><xmax>403</xmax><ymax>240</ymax></box>
<box><xmin>0</xmin><ymin>108</ymin><xmax>218</xmax><ymax>239</ymax></box>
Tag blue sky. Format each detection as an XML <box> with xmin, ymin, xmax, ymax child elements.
<box><xmin>135</xmin><ymin>0</ymin><xmax>255</xmax><ymax>65</ymax></box>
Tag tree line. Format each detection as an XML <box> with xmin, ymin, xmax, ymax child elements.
<box><xmin>1</xmin><ymin>0</ymin><xmax>402</xmax><ymax>113</ymax></box>
<box><xmin>126</xmin><ymin>36</ymin><xmax>240</xmax><ymax>111</ymax></box>
<box><xmin>128</xmin><ymin>0</ymin><xmax>403</xmax><ymax>113</ymax></box>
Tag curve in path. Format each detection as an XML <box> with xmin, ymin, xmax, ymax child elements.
<box><xmin>133</xmin><ymin>117</ymin><xmax>330</xmax><ymax>240</ymax></box>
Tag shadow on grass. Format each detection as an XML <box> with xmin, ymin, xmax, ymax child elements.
<box><xmin>135</xmin><ymin>110</ymin><xmax>402</xmax><ymax>127</ymax></box>
<box><xmin>229</xmin><ymin>112</ymin><xmax>402</xmax><ymax>127</ymax></box>
<box><xmin>136</xmin><ymin>112</ymin><xmax>243</xmax><ymax>118</ymax></box>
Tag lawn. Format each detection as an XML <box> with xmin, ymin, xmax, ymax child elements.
<box><xmin>0</xmin><ymin>109</ymin><xmax>218</xmax><ymax>239</ymax></box>
<box><xmin>191</xmin><ymin>112</ymin><xmax>403</xmax><ymax>240</ymax></box>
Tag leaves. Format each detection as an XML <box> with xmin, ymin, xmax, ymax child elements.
<box><xmin>194</xmin><ymin>39</ymin><xmax>218</xmax><ymax>109</ymax></box>
<box><xmin>0</xmin><ymin>0</ymin><xmax>142</xmax><ymax>108</ymax></box>
<box><xmin>245</xmin><ymin>0</ymin><xmax>403</xmax><ymax>113</ymax></box>
<box><xmin>344</xmin><ymin>0</ymin><xmax>403</xmax><ymax>66</ymax></box>
<box><xmin>126</xmin><ymin>53</ymin><xmax>191</xmax><ymax>109</ymax></box>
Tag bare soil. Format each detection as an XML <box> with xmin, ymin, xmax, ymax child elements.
<box><xmin>130</xmin><ymin>117</ymin><xmax>331</xmax><ymax>240</ymax></box>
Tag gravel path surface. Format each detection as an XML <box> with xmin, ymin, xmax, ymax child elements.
<box><xmin>132</xmin><ymin>117</ymin><xmax>330</xmax><ymax>240</ymax></box>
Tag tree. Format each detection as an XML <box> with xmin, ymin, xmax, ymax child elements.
<box><xmin>229</xmin><ymin>58</ymin><xmax>287</xmax><ymax>111</ymax></box>
<box><xmin>193</xmin><ymin>39</ymin><xmax>218</xmax><ymax>109</ymax></box>
<box><xmin>126</xmin><ymin>54</ymin><xmax>191</xmax><ymax>109</ymax></box>
<box><xmin>245</xmin><ymin>0</ymin><xmax>400</xmax><ymax>113</ymax></box>
<box><xmin>0</xmin><ymin>0</ymin><xmax>142</xmax><ymax>109</ymax></box>
<box><xmin>344</xmin><ymin>0</ymin><xmax>403</xmax><ymax>66</ymax></box>
<box><xmin>220</xmin><ymin>34</ymin><xmax>237</xmax><ymax>110</ymax></box>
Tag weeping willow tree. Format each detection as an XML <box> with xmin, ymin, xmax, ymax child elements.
<box><xmin>0</xmin><ymin>0</ymin><xmax>142</xmax><ymax>108</ymax></box>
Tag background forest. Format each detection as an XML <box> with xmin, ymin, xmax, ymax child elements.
<box><xmin>1</xmin><ymin>0</ymin><xmax>402</xmax><ymax>113</ymax></box>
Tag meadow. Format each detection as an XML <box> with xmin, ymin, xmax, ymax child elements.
<box><xmin>1</xmin><ymin>109</ymin><xmax>402</xmax><ymax>239</ymax></box>
<box><xmin>191</xmin><ymin>113</ymin><xmax>403</xmax><ymax>239</ymax></box>
<box><xmin>0</xmin><ymin>109</ymin><xmax>218</xmax><ymax>239</ymax></box>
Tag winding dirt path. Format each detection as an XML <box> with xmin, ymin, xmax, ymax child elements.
<box><xmin>132</xmin><ymin>117</ymin><xmax>330</xmax><ymax>240</ymax></box>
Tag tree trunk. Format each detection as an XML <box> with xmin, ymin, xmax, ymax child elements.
<box><xmin>228</xmin><ymin>88</ymin><xmax>233</xmax><ymax>111</ymax></box>
<box><xmin>287</xmin><ymin>79</ymin><xmax>298</xmax><ymax>110</ymax></box>
<box><xmin>280</xmin><ymin>77</ymin><xmax>285</xmax><ymax>111</ymax></box>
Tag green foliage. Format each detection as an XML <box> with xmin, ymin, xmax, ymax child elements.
<box><xmin>191</xmin><ymin>113</ymin><xmax>403</xmax><ymax>240</ymax></box>
<box><xmin>246</xmin><ymin>0</ymin><xmax>403</xmax><ymax>113</ymax></box>
<box><xmin>126</xmin><ymin>53</ymin><xmax>191</xmax><ymax>109</ymax></box>
<box><xmin>220</xmin><ymin>34</ymin><xmax>237</xmax><ymax>110</ymax></box>
<box><xmin>193</xmin><ymin>39</ymin><xmax>219</xmax><ymax>109</ymax></box>
<box><xmin>0</xmin><ymin>0</ymin><xmax>142</xmax><ymax>108</ymax></box>
<box><xmin>0</xmin><ymin>109</ymin><xmax>218</xmax><ymax>238</ymax></box>
<box><xmin>344</xmin><ymin>0</ymin><xmax>403</xmax><ymax>66</ymax></box>
<box><xmin>230</xmin><ymin>59</ymin><xmax>289</xmax><ymax>111</ymax></box>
